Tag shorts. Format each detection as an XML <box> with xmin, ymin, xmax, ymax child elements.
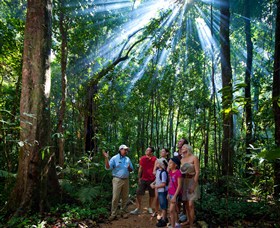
<box><xmin>168</xmin><ymin>194</ymin><xmax>179</xmax><ymax>203</ymax></box>
<box><xmin>136</xmin><ymin>180</ymin><xmax>155</xmax><ymax>197</ymax></box>
<box><xmin>158</xmin><ymin>192</ymin><xmax>168</xmax><ymax>210</ymax></box>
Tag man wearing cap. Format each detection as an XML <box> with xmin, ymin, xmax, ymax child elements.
<box><xmin>103</xmin><ymin>144</ymin><xmax>134</xmax><ymax>221</ymax></box>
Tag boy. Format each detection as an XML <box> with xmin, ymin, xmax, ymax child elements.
<box><xmin>151</xmin><ymin>158</ymin><xmax>169</xmax><ymax>227</ymax></box>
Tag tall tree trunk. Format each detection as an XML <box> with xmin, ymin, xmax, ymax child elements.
<box><xmin>57</xmin><ymin>1</ymin><xmax>68</xmax><ymax>167</ymax></box>
<box><xmin>141</xmin><ymin>105</ymin><xmax>146</xmax><ymax>154</ymax></box>
<box><xmin>244</xmin><ymin>0</ymin><xmax>253</xmax><ymax>175</ymax></box>
<box><xmin>146</xmin><ymin>100</ymin><xmax>152</xmax><ymax>146</ymax></box>
<box><xmin>150</xmin><ymin>92</ymin><xmax>154</xmax><ymax>146</ymax></box>
<box><xmin>210</xmin><ymin>1</ymin><xmax>220</xmax><ymax>176</ymax></box>
<box><xmin>204</xmin><ymin>106</ymin><xmax>209</xmax><ymax>171</ymax></box>
<box><xmin>220</xmin><ymin>0</ymin><xmax>234</xmax><ymax>176</ymax></box>
<box><xmin>6</xmin><ymin>0</ymin><xmax>59</xmax><ymax>215</ymax></box>
<box><xmin>155</xmin><ymin>89</ymin><xmax>160</xmax><ymax>156</ymax></box>
<box><xmin>174</xmin><ymin>106</ymin><xmax>181</xmax><ymax>152</ymax></box>
<box><xmin>84</xmin><ymin>84</ymin><xmax>98</xmax><ymax>153</ymax></box>
<box><xmin>273</xmin><ymin>0</ymin><xmax>280</xmax><ymax>199</ymax></box>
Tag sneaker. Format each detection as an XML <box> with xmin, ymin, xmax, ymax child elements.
<box><xmin>109</xmin><ymin>215</ymin><xmax>116</xmax><ymax>221</ymax></box>
<box><xmin>148</xmin><ymin>207</ymin><xmax>153</xmax><ymax>214</ymax></box>
<box><xmin>156</xmin><ymin>218</ymin><xmax>167</xmax><ymax>227</ymax></box>
<box><xmin>179</xmin><ymin>214</ymin><xmax>187</xmax><ymax>223</ymax></box>
<box><xmin>122</xmin><ymin>213</ymin><xmax>129</xmax><ymax>219</ymax></box>
<box><xmin>130</xmin><ymin>208</ymin><xmax>141</xmax><ymax>215</ymax></box>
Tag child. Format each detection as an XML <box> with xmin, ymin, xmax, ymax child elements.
<box><xmin>168</xmin><ymin>157</ymin><xmax>182</xmax><ymax>228</ymax></box>
<box><xmin>153</xmin><ymin>148</ymin><xmax>170</xmax><ymax>174</ymax></box>
<box><xmin>151</xmin><ymin>158</ymin><xmax>169</xmax><ymax>227</ymax></box>
<box><xmin>152</xmin><ymin>148</ymin><xmax>170</xmax><ymax>217</ymax></box>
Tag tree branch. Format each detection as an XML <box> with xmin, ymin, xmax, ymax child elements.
<box><xmin>88</xmin><ymin>29</ymin><xmax>149</xmax><ymax>87</ymax></box>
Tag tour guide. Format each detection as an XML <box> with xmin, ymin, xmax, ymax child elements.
<box><xmin>103</xmin><ymin>144</ymin><xmax>134</xmax><ymax>221</ymax></box>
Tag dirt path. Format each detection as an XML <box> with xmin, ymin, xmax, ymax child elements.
<box><xmin>99</xmin><ymin>192</ymin><xmax>162</xmax><ymax>228</ymax></box>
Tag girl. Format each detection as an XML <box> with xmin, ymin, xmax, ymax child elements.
<box><xmin>168</xmin><ymin>157</ymin><xmax>182</xmax><ymax>228</ymax></box>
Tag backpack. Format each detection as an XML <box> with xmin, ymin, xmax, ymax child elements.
<box><xmin>159</xmin><ymin>169</ymin><xmax>169</xmax><ymax>187</ymax></box>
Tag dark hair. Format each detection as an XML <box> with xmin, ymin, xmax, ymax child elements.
<box><xmin>171</xmin><ymin>157</ymin><xmax>181</xmax><ymax>169</ymax></box>
<box><xmin>149</xmin><ymin>146</ymin><xmax>155</xmax><ymax>153</ymax></box>
<box><xmin>181</xmin><ymin>137</ymin><xmax>189</xmax><ymax>145</ymax></box>
<box><xmin>163</xmin><ymin>159</ymin><xmax>168</xmax><ymax>168</ymax></box>
<box><xmin>162</xmin><ymin>148</ymin><xmax>170</xmax><ymax>154</ymax></box>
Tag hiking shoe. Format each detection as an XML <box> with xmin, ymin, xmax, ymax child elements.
<box><xmin>122</xmin><ymin>213</ymin><xmax>129</xmax><ymax>219</ymax></box>
<box><xmin>156</xmin><ymin>218</ymin><xmax>167</xmax><ymax>227</ymax></box>
<box><xmin>148</xmin><ymin>207</ymin><xmax>153</xmax><ymax>214</ymax></box>
<box><xmin>130</xmin><ymin>208</ymin><xmax>141</xmax><ymax>215</ymax></box>
<box><xmin>179</xmin><ymin>214</ymin><xmax>187</xmax><ymax>222</ymax></box>
<box><xmin>109</xmin><ymin>215</ymin><xmax>117</xmax><ymax>221</ymax></box>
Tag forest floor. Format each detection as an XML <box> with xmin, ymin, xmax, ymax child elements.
<box><xmin>98</xmin><ymin>192</ymin><xmax>205</xmax><ymax>228</ymax></box>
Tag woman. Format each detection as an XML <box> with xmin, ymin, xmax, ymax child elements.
<box><xmin>180</xmin><ymin>144</ymin><xmax>200</xmax><ymax>227</ymax></box>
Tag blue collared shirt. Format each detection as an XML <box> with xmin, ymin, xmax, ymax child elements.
<box><xmin>106</xmin><ymin>153</ymin><xmax>134</xmax><ymax>179</ymax></box>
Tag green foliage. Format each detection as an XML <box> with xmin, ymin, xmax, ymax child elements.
<box><xmin>0</xmin><ymin>170</ymin><xmax>16</xmax><ymax>178</ymax></box>
<box><xmin>6</xmin><ymin>213</ymin><xmax>44</xmax><ymax>228</ymax></box>
<box><xmin>77</xmin><ymin>186</ymin><xmax>104</xmax><ymax>205</ymax></box>
<box><xmin>258</xmin><ymin>146</ymin><xmax>280</xmax><ymax>162</ymax></box>
<box><xmin>197</xmin><ymin>182</ymin><xmax>280</xmax><ymax>226</ymax></box>
<box><xmin>54</xmin><ymin>204</ymin><xmax>109</xmax><ymax>222</ymax></box>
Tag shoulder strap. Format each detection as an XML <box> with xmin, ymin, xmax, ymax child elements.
<box><xmin>160</xmin><ymin>170</ymin><xmax>169</xmax><ymax>184</ymax></box>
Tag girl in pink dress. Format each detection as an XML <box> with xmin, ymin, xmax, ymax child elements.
<box><xmin>168</xmin><ymin>157</ymin><xmax>182</xmax><ymax>228</ymax></box>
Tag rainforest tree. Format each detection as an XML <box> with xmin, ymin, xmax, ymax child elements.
<box><xmin>6</xmin><ymin>0</ymin><xmax>60</xmax><ymax>216</ymax></box>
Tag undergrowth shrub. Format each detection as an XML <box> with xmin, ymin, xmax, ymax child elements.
<box><xmin>197</xmin><ymin>180</ymin><xmax>280</xmax><ymax>227</ymax></box>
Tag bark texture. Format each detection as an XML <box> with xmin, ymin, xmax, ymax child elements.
<box><xmin>220</xmin><ymin>0</ymin><xmax>234</xmax><ymax>176</ymax></box>
<box><xmin>244</xmin><ymin>0</ymin><xmax>253</xmax><ymax>175</ymax></box>
<box><xmin>7</xmin><ymin>0</ymin><xmax>59</xmax><ymax>215</ymax></box>
<box><xmin>273</xmin><ymin>0</ymin><xmax>280</xmax><ymax>198</ymax></box>
<box><xmin>57</xmin><ymin>1</ymin><xmax>68</xmax><ymax>167</ymax></box>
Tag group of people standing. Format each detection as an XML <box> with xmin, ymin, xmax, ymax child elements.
<box><xmin>103</xmin><ymin>138</ymin><xmax>200</xmax><ymax>228</ymax></box>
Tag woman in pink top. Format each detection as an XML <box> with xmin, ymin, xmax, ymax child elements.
<box><xmin>168</xmin><ymin>157</ymin><xmax>182</xmax><ymax>228</ymax></box>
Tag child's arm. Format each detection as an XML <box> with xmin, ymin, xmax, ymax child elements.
<box><xmin>155</xmin><ymin>182</ymin><xmax>166</xmax><ymax>189</ymax></box>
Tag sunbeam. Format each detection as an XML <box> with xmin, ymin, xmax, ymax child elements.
<box><xmin>71</xmin><ymin>0</ymin><xmax>177</xmax><ymax>78</ymax></box>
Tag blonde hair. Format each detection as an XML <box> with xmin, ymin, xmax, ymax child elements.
<box><xmin>182</xmin><ymin>144</ymin><xmax>193</xmax><ymax>154</ymax></box>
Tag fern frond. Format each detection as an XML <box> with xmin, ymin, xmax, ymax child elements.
<box><xmin>77</xmin><ymin>186</ymin><xmax>103</xmax><ymax>204</ymax></box>
<box><xmin>0</xmin><ymin>170</ymin><xmax>16</xmax><ymax>178</ymax></box>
